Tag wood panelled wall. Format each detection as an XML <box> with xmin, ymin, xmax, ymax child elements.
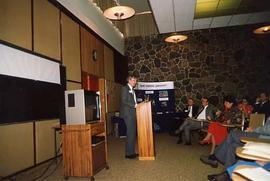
<box><xmin>80</xmin><ymin>27</ymin><xmax>104</xmax><ymax>77</ymax></box>
<box><xmin>0</xmin><ymin>0</ymin><xmax>128</xmax><ymax>177</ymax></box>
<box><xmin>104</xmin><ymin>45</ymin><xmax>115</xmax><ymax>81</ymax></box>
<box><xmin>0</xmin><ymin>0</ymin><xmax>32</xmax><ymax>49</ymax></box>
<box><xmin>34</xmin><ymin>0</ymin><xmax>61</xmax><ymax>60</ymax></box>
<box><xmin>61</xmin><ymin>12</ymin><xmax>81</xmax><ymax>82</ymax></box>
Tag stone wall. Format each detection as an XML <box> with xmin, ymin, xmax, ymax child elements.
<box><xmin>125</xmin><ymin>24</ymin><xmax>270</xmax><ymax>110</ymax></box>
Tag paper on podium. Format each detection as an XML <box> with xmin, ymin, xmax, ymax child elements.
<box><xmin>234</xmin><ymin>167</ymin><xmax>270</xmax><ymax>181</ymax></box>
<box><xmin>242</xmin><ymin>142</ymin><xmax>270</xmax><ymax>159</ymax></box>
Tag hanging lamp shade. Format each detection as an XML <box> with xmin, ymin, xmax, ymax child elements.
<box><xmin>165</xmin><ymin>34</ymin><xmax>188</xmax><ymax>43</ymax></box>
<box><xmin>164</xmin><ymin>0</ymin><xmax>187</xmax><ymax>43</ymax></box>
<box><xmin>254</xmin><ymin>25</ymin><xmax>270</xmax><ymax>34</ymax></box>
<box><xmin>104</xmin><ymin>5</ymin><xmax>135</xmax><ymax>20</ymax></box>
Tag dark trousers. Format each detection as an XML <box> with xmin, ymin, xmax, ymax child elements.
<box><xmin>178</xmin><ymin>118</ymin><xmax>206</xmax><ymax>143</ymax></box>
<box><xmin>215</xmin><ymin>131</ymin><xmax>260</xmax><ymax>168</ymax></box>
<box><xmin>123</xmin><ymin>111</ymin><xmax>137</xmax><ymax>156</ymax></box>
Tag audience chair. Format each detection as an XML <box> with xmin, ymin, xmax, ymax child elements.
<box><xmin>249</xmin><ymin>113</ymin><xmax>265</xmax><ymax>129</ymax></box>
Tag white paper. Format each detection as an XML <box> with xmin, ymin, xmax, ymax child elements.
<box><xmin>242</xmin><ymin>149</ymin><xmax>270</xmax><ymax>160</ymax></box>
<box><xmin>243</xmin><ymin>142</ymin><xmax>270</xmax><ymax>155</ymax></box>
<box><xmin>234</xmin><ymin>167</ymin><xmax>270</xmax><ymax>181</ymax></box>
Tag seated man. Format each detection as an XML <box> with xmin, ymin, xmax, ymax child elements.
<box><xmin>200</xmin><ymin>117</ymin><xmax>270</xmax><ymax>179</ymax></box>
<box><xmin>174</xmin><ymin>98</ymin><xmax>199</xmax><ymax>141</ymax></box>
<box><xmin>253</xmin><ymin>92</ymin><xmax>270</xmax><ymax>119</ymax></box>
<box><xmin>175</xmin><ymin>96</ymin><xmax>218</xmax><ymax>145</ymax></box>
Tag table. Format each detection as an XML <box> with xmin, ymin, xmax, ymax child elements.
<box><xmin>241</xmin><ymin>137</ymin><xmax>270</xmax><ymax>144</ymax></box>
<box><xmin>236</xmin><ymin>147</ymin><xmax>270</xmax><ymax>162</ymax></box>
<box><xmin>221</xmin><ymin>123</ymin><xmax>242</xmax><ymax>128</ymax></box>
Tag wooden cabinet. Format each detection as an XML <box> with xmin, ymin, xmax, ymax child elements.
<box><xmin>62</xmin><ymin>122</ymin><xmax>107</xmax><ymax>179</ymax></box>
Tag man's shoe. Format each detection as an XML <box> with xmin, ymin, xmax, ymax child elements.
<box><xmin>207</xmin><ymin>171</ymin><xmax>229</xmax><ymax>181</ymax></box>
<box><xmin>184</xmin><ymin>142</ymin><xmax>191</xmax><ymax>146</ymax></box>
<box><xmin>176</xmin><ymin>137</ymin><xmax>182</xmax><ymax>144</ymax></box>
<box><xmin>200</xmin><ymin>155</ymin><xmax>218</xmax><ymax>168</ymax></box>
<box><xmin>125</xmin><ymin>153</ymin><xmax>138</xmax><ymax>159</ymax></box>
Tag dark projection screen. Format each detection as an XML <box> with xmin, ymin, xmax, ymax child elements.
<box><xmin>0</xmin><ymin>74</ymin><xmax>64</xmax><ymax>124</ymax></box>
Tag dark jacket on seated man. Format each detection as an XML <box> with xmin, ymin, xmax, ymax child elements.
<box><xmin>253</xmin><ymin>92</ymin><xmax>270</xmax><ymax>119</ymax></box>
<box><xmin>182</xmin><ymin>104</ymin><xmax>199</xmax><ymax>119</ymax></box>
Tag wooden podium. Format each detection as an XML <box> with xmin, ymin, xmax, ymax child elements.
<box><xmin>136</xmin><ymin>101</ymin><xmax>155</xmax><ymax>160</ymax></box>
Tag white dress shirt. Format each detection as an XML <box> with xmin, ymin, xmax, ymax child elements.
<box><xmin>128</xmin><ymin>84</ymin><xmax>137</xmax><ymax>107</ymax></box>
<box><xmin>197</xmin><ymin>105</ymin><xmax>208</xmax><ymax>120</ymax></box>
<box><xmin>188</xmin><ymin>106</ymin><xmax>193</xmax><ymax>118</ymax></box>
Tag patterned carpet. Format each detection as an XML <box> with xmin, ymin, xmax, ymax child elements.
<box><xmin>11</xmin><ymin>133</ymin><xmax>224</xmax><ymax>181</ymax></box>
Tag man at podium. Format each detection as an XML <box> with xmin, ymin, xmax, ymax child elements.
<box><xmin>120</xmin><ymin>75</ymin><xmax>138</xmax><ymax>159</ymax></box>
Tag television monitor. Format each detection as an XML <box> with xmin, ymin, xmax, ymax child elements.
<box><xmin>85</xmin><ymin>91</ymin><xmax>100</xmax><ymax>122</ymax></box>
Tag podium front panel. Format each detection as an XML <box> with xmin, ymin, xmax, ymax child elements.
<box><xmin>136</xmin><ymin>101</ymin><xmax>155</xmax><ymax>160</ymax></box>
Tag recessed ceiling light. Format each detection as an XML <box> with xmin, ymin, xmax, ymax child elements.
<box><xmin>254</xmin><ymin>25</ymin><xmax>270</xmax><ymax>34</ymax></box>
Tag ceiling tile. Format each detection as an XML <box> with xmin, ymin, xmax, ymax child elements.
<box><xmin>149</xmin><ymin>0</ymin><xmax>270</xmax><ymax>34</ymax></box>
<box><xmin>217</xmin><ymin>0</ymin><xmax>241</xmax><ymax>9</ymax></box>
<box><xmin>197</xmin><ymin>0</ymin><xmax>219</xmax><ymax>3</ymax></box>
<box><xmin>215</xmin><ymin>8</ymin><xmax>235</xmax><ymax>17</ymax></box>
<box><xmin>193</xmin><ymin>18</ymin><xmax>212</xmax><ymax>30</ymax></box>
<box><xmin>238</xmin><ymin>0</ymin><xmax>270</xmax><ymax>13</ymax></box>
<box><xmin>149</xmin><ymin>0</ymin><xmax>174</xmax><ymax>33</ymax></box>
<box><xmin>247</xmin><ymin>11</ymin><xmax>270</xmax><ymax>24</ymax></box>
<box><xmin>119</xmin><ymin>0</ymin><xmax>150</xmax><ymax>12</ymax></box>
<box><xmin>196</xmin><ymin>1</ymin><xmax>219</xmax><ymax>13</ymax></box>
<box><xmin>229</xmin><ymin>14</ymin><xmax>252</xmax><ymax>26</ymax></box>
<box><xmin>175</xmin><ymin>0</ymin><xmax>197</xmax><ymax>31</ymax></box>
<box><xmin>195</xmin><ymin>11</ymin><xmax>216</xmax><ymax>19</ymax></box>
<box><xmin>211</xmin><ymin>15</ymin><xmax>232</xmax><ymax>28</ymax></box>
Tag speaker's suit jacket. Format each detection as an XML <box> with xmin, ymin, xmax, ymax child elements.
<box><xmin>119</xmin><ymin>84</ymin><xmax>137</xmax><ymax>155</ymax></box>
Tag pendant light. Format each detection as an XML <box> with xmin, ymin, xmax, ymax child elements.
<box><xmin>165</xmin><ymin>0</ymin><xmax>187</xmax><ymax>43</ymax></box>
<box><xmin>103</xmin><ymin>0</ymin><xmax>135</xmax><ymax>20</ymax></box>
<box><xmin>254</xmin><ymin>25</ymin><xmax>270</xmax><ymax>34</ymax></box>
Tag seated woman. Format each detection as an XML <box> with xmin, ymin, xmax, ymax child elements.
<box><xmin>199</xmin><ymin>96</ymin><xmax>242</xmax><ymax>156</ymax></box>
<box><xmin>238</xmin><ymin>97</ymin><xmax>253</xmax><ymax>118</ymax></box>
<box><xmin>238</xmin><ymin>97</ymin><xmax>254</xmax><ymax>129</ymax></box>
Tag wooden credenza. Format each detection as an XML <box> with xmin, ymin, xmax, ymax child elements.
<box><xmin>62</xmin><ymin>122</ymin><xmax>107</xmax><ymax>180</ymax></box>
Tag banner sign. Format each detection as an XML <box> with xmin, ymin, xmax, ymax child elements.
<box><xmin>136</xmin><ymin>81</ymin><xmax>174</xmax><ymax>90</ymax></box>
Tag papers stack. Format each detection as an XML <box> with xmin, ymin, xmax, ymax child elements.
<box><xmin>242</xmin><ymin>142</ymin><xmax>270</xmax><ymax>160</ymax></box>
<box><xmin>234</xmin><ymin>167</ymin><xmax>270</xmax><ymax>181</ymax></box>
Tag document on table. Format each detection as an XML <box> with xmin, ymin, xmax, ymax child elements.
<box><xmin>242</xmin><ymin>142</ymin><xmax>270</xmax><ymax>159</ymax></box>
<box><xmin>234</xmin><ymin>167</ymin><xmax>270</xmax><ymax>181</ymax></box>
